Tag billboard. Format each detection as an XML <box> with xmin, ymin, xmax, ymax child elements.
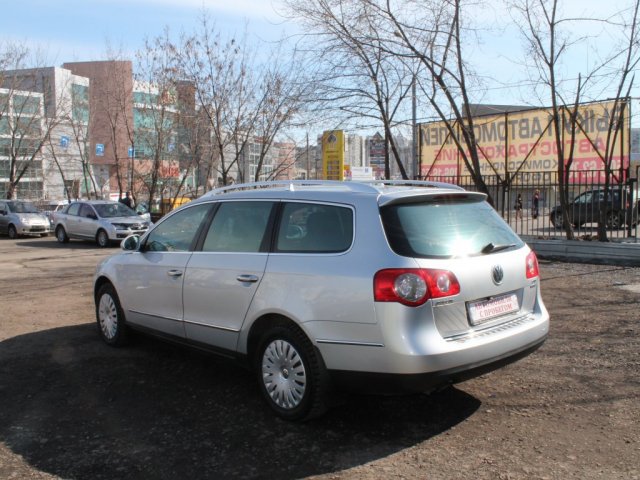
<box><xmin>418</xmin><ymin>100</ymin><xmax>630</xmax><ymax>183</ymax></box>
<box><xmin>322</xmin><ymin>130</ymin><xmax>345</xmax><ymax>180</ymax></box>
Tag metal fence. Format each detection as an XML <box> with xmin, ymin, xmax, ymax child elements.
<box><xmin>423</xmin><ymin>171</ymin><xmax>639</xmax><ymax>241</ymax></box>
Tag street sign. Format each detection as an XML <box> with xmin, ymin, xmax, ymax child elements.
<box><xmin>60</xmin><ymin>136</ymin><xmax>69</xmax><ymax>149</ymax></box>
<box><xmin>96</xmin><ymin>144</ymin><xmax>105</xmax><ymax>156</ymax></box>
<box><xmin>128</xmin><ymin>146</ymin><xmax>135</xmax><ymax>157</ymax></box>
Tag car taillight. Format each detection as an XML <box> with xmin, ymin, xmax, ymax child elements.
<box><xmin>374</xmin><ymin>269</ymin><xmax>460</xmax><ymax>307</ymax></box>
<box><xmin>525</xmin><ymin>251</ymin><xmax>539</xmax><ymax>279</ymax></box>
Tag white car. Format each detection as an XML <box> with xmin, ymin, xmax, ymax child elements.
<box><xmin>54</xmin><ymin>200</ymin><xmax>151</xmax><ymax>247</ymax></box>
<box><xmin>94</xmin><ymin>180</ymin><xmax>549</xmax><ymax>420</ymax></box>
<box><xmin>0</xmin><ymin>200</ymin><xmax>51</xmax><ymax>238</ymax></box>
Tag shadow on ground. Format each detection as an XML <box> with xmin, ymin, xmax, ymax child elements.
<box><xmin>11</xmin><ymin>237</ymin><xmax>117</xmax><ymax>250</ymax></box>
<box><xmin>0</xmin><ymin>325</ymin><xmax>480</xmax><ymax>479</ymax></box>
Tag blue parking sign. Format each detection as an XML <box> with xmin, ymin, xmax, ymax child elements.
<box><xmin>128</xmin><ymin>146</ymin><xmax>135</xmax><ymax>157</ymax></box>
<box><xmin>60</xmin><ymin>136</ymin><xmax>69</xmax><ymax>148</ymax></box>
<box><xmin>96</xmin><ymin>143</ymin><xmax>105</xmax><ymax>156</ymax></box>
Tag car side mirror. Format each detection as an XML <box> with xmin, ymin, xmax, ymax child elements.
<box><xmin>121</xmin><ymin>235</ymin><xmax>140</xmax><ymax>251</ymax></box>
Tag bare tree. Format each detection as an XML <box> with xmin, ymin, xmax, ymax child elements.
<box><xmin>100</xmin><ymin>49</ymin><xmax>135</xmax><ymax>200</ymax></box>
<box><xmin>511</xmin><ymin>0</ymin><xmax>640</xmax><ymax>241</ymax></box>
<box><xmin>246</xmin><ymin>42</ymin><xmax>318</xmax><ymax>182</ymax></box>
<box><xmin>174</xmin><ymin>13</ymin><xmax>314</xmax><ymax>187</ymax></box>
<box><xmin>366</xmin><ymin>0</ymin><xmax>496</xmax><ymax>200</ymax></box>
<box><xmin>175</xmin><ymin>17</ymin><xmax>255</xmax><ymax>186</ymax></box>
<box><xmin>0</xmin><ymin>44</ymin><xmax>63</xmax><ymax>200</ymax></box>
<box><xmin>593</xmin><ymin>1</ymin><xmax>639</xmax><ymax>240</ymax></box>
<box><xmin>285</xmin><ymin>0</ymin><xmax>415</xmax><ymax>179</ymax></box>
<box><xmin>44</xmin><ymin>75</ymin><xmax>94</xmax><ymax>200</ymax></box>
<box><xmin>134</xmin><ymin>30</ymin><xmax>189</xmax><ymax>211</ymax></box>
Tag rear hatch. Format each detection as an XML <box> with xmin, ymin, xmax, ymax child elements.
<box><xmin>380</xmin><ymin>191</ymin><xmax>538</xmax><ymax>340</ymax></box>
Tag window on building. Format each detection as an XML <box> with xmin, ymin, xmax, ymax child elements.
<box><xmin>0</xmin><ymin>117</ymin><xmax>10</xmax><ymax>135</ymax></box>
<box><xmin>71</xmin><ymin>84</ymin><xmax>89</xmax><ymax>124</ymax></box>
<box><xmin>13</xmin><ymin>95</ymin><xmax>40</xmax><ymax>116</ymax></box>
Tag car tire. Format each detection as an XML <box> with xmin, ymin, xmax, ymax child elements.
<box><xmin>96</xmin><ymin>283</ymin><xmax>130</xmax><ymax>347</ymax></box>
<box><xmin>7</xmin><ymin>225</ymin><xmax>17</xmax><ymax>239</ymax></box>
<box><xmin>606</xmin><ymin>211</ymin><xmax>621</xmax><ymax>229</ymax></box>
<box><xmin>96</xmin><ymin>229</ymin><xmax>110</xmax><ymax>248</ymax></box>
<box><xmin>256</xmin><ymin>324</ymin><xmax>328</xmax><ymax>421</ymax></box>
<box><xmin>55</xmin><ymin>226</ymin><xmax>69</xmax><ymax>243</ymax></box>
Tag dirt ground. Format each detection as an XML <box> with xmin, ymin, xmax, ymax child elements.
<box><xmin>0</xmin><ymin>236</ymin><xmax>638</xmax><ymax>480</ymax></box>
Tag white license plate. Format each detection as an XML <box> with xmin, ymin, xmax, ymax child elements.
<box><xmin>467</xmin><ymin>293</ymin><xmax>519</xmax><ymax>325</ymax></box>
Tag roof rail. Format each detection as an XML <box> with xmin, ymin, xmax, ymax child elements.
<box><xmin>355</xmin><ymin>180</ymin><xmax>465</xmax><ymax>191</ymax></box>
<box><xmin>203</xmin><ymin>179</ymin><xmax>463</xmax><ymax>197</ymax></box>
<box><xmin>204</xmin><ymin>180</ymin><xmax>373</xmax><ymax>196</ymax></box>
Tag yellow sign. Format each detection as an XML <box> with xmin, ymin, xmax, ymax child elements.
<box><xmin>418</xmin><ymin>100</ymin><xmax>630</xmax><ymax>182</ymax></box>
<box><xmin>322</xmin><ymin>130</ymin><xmax>345</xmax><ymax>180</ymax></box>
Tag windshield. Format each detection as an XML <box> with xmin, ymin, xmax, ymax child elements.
<box><xmin>9</xmin><ymin>202</ymin><xmax>40</xmax><ymax>214</ymax></box>
<box><xmin>94</xmin><ymin>203</ymin><xmax>137</xmax><ymax>218</ymax></box>
<box><xmin>380</xmin><ymin>197</ymin><xmax>523</xmax><ymax>258</ymax></box>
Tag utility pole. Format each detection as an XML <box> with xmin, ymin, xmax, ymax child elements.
<box><xmin>306</xmin><ymin>132</ymin><xmax>310</xmax><ymax>180</ymax></box>
<box><xmin>412</xmin><ymin>75</ymin><xmax>418</xmax><ymax>179</ymax></box>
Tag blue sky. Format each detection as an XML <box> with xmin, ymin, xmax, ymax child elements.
<box><xmin>2</xmin><ymin>0</ymin><xmax>637</xmax><ymax>126</ymax></box>
<box><xmin>2</xmin><ymin>0</ymin><xmax>289</xmax><ymax>63</ymax></box>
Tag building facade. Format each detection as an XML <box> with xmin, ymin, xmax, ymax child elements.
<box><xmin>1</xmin><ymin>67</ymin><xmax>89</xmax><ymax>200</ymax></box>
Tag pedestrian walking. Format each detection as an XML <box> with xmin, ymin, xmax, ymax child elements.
<box><xmin>515</xmin><ymin>193</ymin><xmax>523</xmax><ymax>220</ymax></box>
<box><xmin>532</xmin><ymin>189</ymin><xmax>540</xmax><ymax>219</ymax></box>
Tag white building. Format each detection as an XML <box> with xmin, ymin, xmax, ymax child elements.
<box><xmin>1</xmin><ymin>67</ymin><xmax>90</xmax><ymax>200</ymax></box>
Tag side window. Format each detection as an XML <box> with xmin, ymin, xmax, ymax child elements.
<box><xmin>144</xmin><ymin>204</ymin><xmax>211</xmax><ymax>252</ymax></box>
<box><xmin>276</xmin><ymin>203</ymin><xmax>353</xmax><ymax>253</ymax></box>
<box><xmin>202</xmin><ymin>201</ymin><xmax>274</xmax><ymax>253</ymax></box>
<box><xmin>67</xmin><ymin>203</ymin><xmax>81</xmax><ymax>216</ymax></box>
<box><xmin>79</xmin><ymin>204</ymin><xmax>95</xmax><ymax>218</ymax></box>
<box><xmin>0</xmin><ymin>202</ymin><xmax>6</xmax><ymax>215</ymax></box>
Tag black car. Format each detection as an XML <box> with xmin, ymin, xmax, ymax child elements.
<box><xmin>550</xmin><ymin>187</ymin><xmax>637</xmax><ymax>229</ymax></box>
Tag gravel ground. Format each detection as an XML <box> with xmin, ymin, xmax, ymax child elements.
<box><xmin>0</xmin><ymin>236</ymin><xmax>638</xmax><ymax>480</ymax></box>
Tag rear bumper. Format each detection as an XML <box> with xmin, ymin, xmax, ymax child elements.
<box><xmin>327</xmin><ymin>334</ymin><xmax>547</xmax><ymax>394</ymax></box>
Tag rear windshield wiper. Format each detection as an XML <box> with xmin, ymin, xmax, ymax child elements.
<box><xmin>481</xmin><ymin>242</ymin><xmax>516</xmax><ymax>254</ymax></box>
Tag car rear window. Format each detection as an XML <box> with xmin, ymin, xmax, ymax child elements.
<box><xmin>380</xmin><ymin>197</ymin><xmax>523</xmax><ymax>258</ymax></box>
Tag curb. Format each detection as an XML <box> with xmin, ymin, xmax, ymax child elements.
<box><xmin>524</xmin><ymin>236</ymin><xmax>640</xmax><ymax>266</ymax></box>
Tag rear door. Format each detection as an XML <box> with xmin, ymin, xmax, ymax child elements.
<box><xmin>62</xmin><ymin>203</ymin><xmax>82</xmax><ymax>237</ymax></box>
<box><xmin>78</xmin><ymin>203</ymin><xmax>99</xmax><ymax>238</ymax></box>
<box><xmin>182</xmin><ymin>200</ymin><xmax>275</xmax><ymax>351</ymax></box>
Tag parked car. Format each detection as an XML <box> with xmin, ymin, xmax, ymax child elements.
<box><xmin>38</xmin><ymin>199</ymin><xmax>69</xmax><ymax>228</ymax></box>
<box><xmin>94</xmin><ymin>180</ymin><xmax>549</xmax><ymax>420</ymax></box>
<box><xmin>0</xmin><ymin>200</ymin><xmax>51</xmax><ymax>238</ymax></box>
<box><xmin>54</xmin><ymin>200</ymin><xmax>152</xmax><ymax>247</ymax></box>
<box><xmin>134</xmin><ymin>202</ymin><xmax>152</xmax><ymax>223</ymax></box>
<box><xmin>550</xmin><ymin>187</ymin><xmax>637</xmax><ymax>229</ymax></box>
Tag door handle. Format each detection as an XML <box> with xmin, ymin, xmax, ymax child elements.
<box><xmin>236</xmin><ymin>274</ymin><xmax>259</xmax><ymax>283</ymax></box>
<box><xmin>167</xmin><ymin>269</ymin><xmax>183</xmax><ymax>277</ymax></box>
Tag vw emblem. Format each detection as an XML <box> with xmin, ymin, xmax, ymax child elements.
<box><xmin>492</xmin><ymin>265</ymin><xmax>504</xmax><ymax>285</ymax></box>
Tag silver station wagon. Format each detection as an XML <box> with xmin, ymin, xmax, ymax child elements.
<box><xmin>94</xmin><ymin>181</ymin><xmax>549</xmax><ymax>420</ymax></box>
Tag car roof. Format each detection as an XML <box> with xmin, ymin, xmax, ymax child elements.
<box><xmin>72</xmin><ymin>200</ymin><xmax>119</xmax><ymax>205</ymax></box>
<box><xmin>195</xmin><ymin>180</ymin><xmax>484</xmax><ymax>206</ymax></box>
